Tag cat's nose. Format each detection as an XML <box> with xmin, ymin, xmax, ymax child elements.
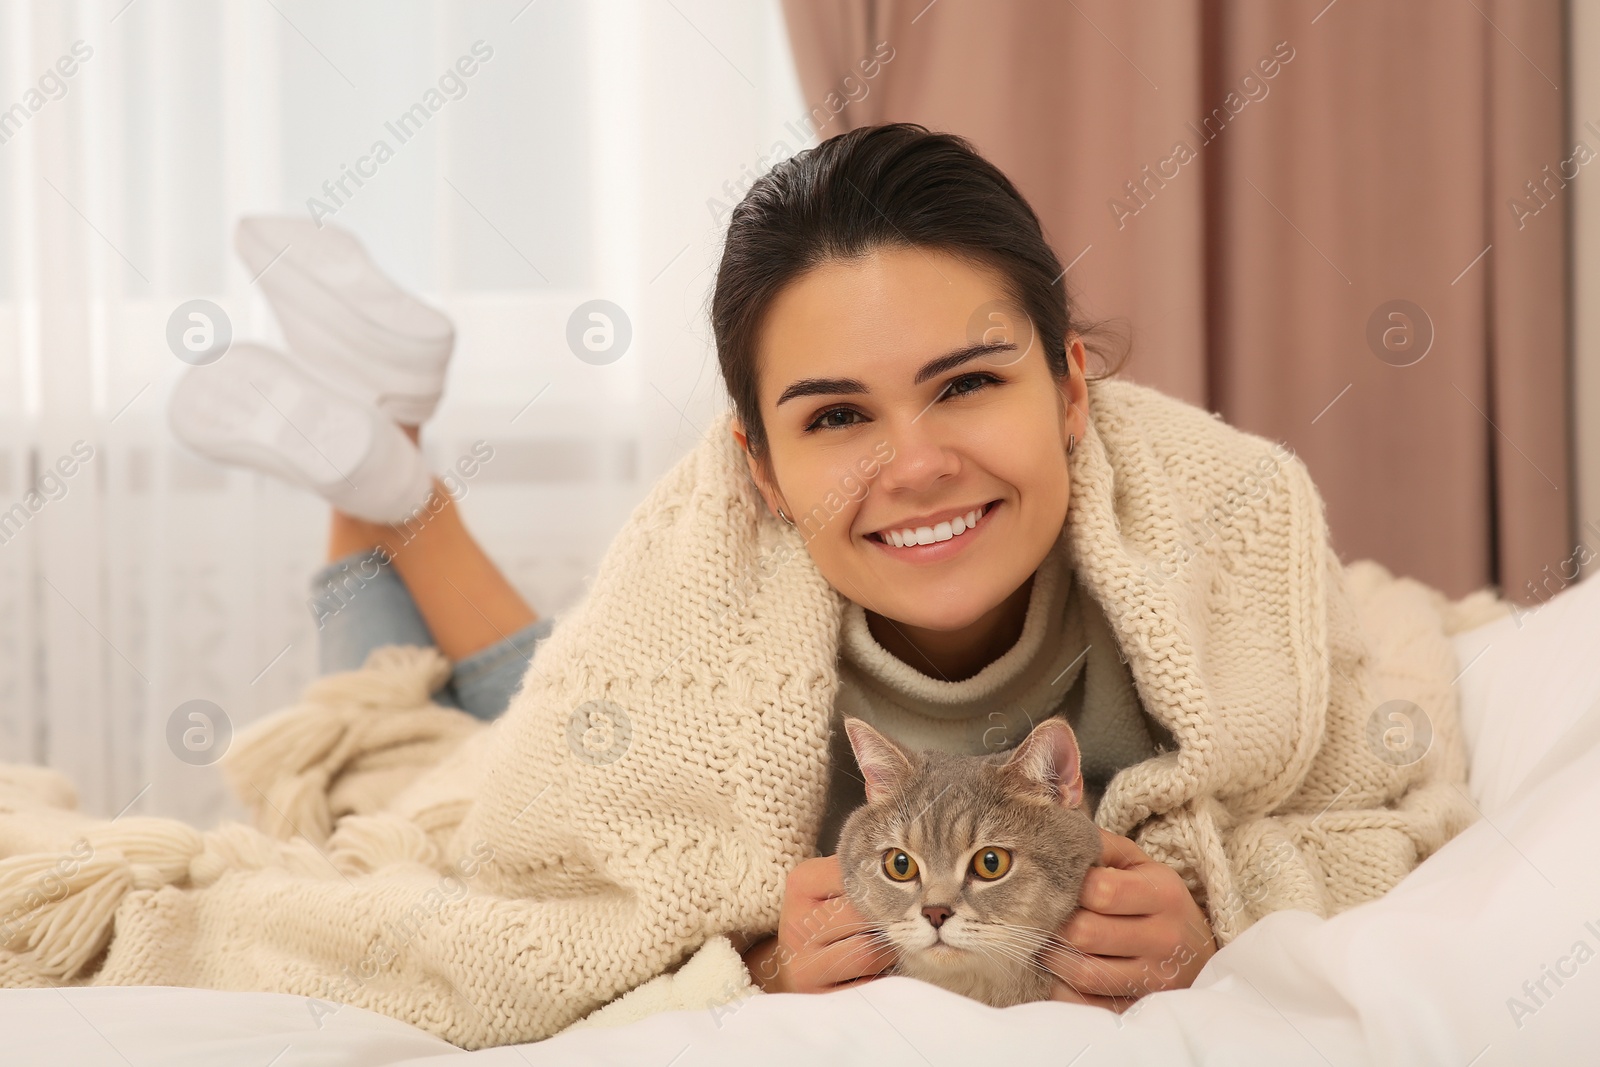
<box><xmin>921</xmin><ymin>904</ymin><xmax>952</xmax><ymax>928</ymax></box>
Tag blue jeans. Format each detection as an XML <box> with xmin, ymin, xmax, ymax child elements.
<box><xmin>309</xmin><ymin>547</ymin><xmax>555</xmax><ymax>721</ymax></box>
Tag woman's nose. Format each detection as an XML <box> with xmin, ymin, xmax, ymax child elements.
<box><xmin>874</xmin><ymin>419</ymin><xmax>959</xmax><ymax>492</ymax></box>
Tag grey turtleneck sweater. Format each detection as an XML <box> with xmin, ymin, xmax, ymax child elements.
<box><xmin>814</xmin><ymin>535</ymin><xmax>1176</xmax><ymax>855</ymax></box>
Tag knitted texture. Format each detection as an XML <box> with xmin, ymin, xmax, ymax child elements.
<box><xmin>0</xmin><ymin>377</ymin><xmax>1508</xmax><ymax>1047</ymax></box>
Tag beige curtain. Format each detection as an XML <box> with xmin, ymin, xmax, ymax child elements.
<box><xmin>780</xmin><ymin>0</ymin><xmax>1572</xmax><ymax>605</ymax></box>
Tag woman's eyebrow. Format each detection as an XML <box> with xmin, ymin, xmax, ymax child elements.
<box><xmin>774</xmin><ymin>340</ymin><xmax>1018</xmax><ymax>407</ymax></box>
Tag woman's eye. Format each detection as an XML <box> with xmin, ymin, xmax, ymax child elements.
<box><xmin>970</xmin><ymin>846</ymin><xmax>1012</xmax><ymax>880</ymax></box>
<box><xmin>883</xmin><ymin>849</ymin><xmax>919</xmax><ymax>882</ymax></box>
<box><xmin>803</xmin><ymin>373</ymin><xmax>999</xmax><ymax>432</ymax></box>
<box><xmin>805</xmin><ymin>407</ymin><xmax>863</xmax><ymax>432</ymax></box>
<box><xmin>943</xmin><ymin>372</ymin><xmax>1000</xmax><ymax>398</ymax></box>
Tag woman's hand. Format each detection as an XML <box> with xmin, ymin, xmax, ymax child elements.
<box><xmin>741</xmin><ymin>855</ymin><xmax>896</xmax><ymax>994</ymax></box>
<box><xmin>1040</xmin><ymin>826</ymin><xmax>1216</xmax><ymax>1011</ymax></box>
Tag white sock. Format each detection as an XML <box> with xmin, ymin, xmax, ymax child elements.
<box><xmin>235</xmin><ymin>216</ymin><xmax>454</xmax><ymax>426</ymax></box>
<box><xmin>168</xmin><ymin>343</ymin><xmax>436</xmax><ymax>524</ymax></box>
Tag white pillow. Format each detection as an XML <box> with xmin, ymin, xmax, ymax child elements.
<box><xmin>1450</xmin><ymin>573</ymin><xmax>1600</xmax><ymax>815</ymax></box>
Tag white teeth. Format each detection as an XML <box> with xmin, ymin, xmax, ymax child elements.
<box><xmin>879</xmin><ymin>503</ymin><xmax>989</xmax><ymax>547</ymax></box>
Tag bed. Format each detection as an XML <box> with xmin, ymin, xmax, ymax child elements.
<box><xmin>6</xmin><ymin>574</ymin><xmax>1598</xmax><ymax>1066</ymax></box>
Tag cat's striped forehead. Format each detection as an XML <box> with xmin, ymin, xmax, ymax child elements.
<box><xmin>867</xmin><ymin>755</ymin><xmax>1032</xmax><ymax>848</ymax></box>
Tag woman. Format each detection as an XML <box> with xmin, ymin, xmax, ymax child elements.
<box><xmin>707</xmin><ymin>125</ymin><xmax>1212</xmax><ymax>1003</ymax></box>
<box><xmin>166</xmin><ymin>124</ymin><xmax>1453</xmax><ymax>1026</ymax></box>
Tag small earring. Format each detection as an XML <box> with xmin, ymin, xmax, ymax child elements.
<box><xmin>1068</xmin><ymin>433</ymin><xmax>1077</xmax><ymax>456</ymax></box>
<box><xmin>777</xmin><ymin>506</ymin><xmax>795</xmax><ymax>527</ymax></box>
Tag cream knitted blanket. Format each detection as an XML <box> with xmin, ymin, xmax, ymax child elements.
<box><xmin>0</xmin><ymin>378</ymin><xmax>1511</xmax><ymax>1047</ymax></box>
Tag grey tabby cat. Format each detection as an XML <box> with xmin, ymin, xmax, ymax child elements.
<box><xmin>835</xmin><ymin>715</ymin><xmax>1103</xmax><ymax>1008</ymax></box>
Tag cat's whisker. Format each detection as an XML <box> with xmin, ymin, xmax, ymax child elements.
<box><xmin>973</xmin><ymin>925</ymin><xmax>1056</xmax><ymax>948</ymax></box>
<box><xmin>1036</xmin><ymin>947</ymin><xmax>1134</xmax><ymax>988</ymax></box>
<box><xmin>947</xmin><ymin>927</ymin><xmax>1062</xmax><ymax>972</ymax></box>
<box><xmin>833</xmin><ymin>936</ymin><xmax>890</xmax><ymax>950</ymax></box>
<box><xmin>829</xmin><ymin>937</ymin><xmax>904</xmax><ymax>977</ymax></box>
<box><xmin>963</xmin><ymin>921</ymin><xmax>1059</xmax><ymax>953</ymax></box>
<box><xmin>960</xmin><ymin>927</ymin><xmax>1062</xmax><ymax>966</ymax></box>
<box><xmin>964</xmin><ymin>938</ymin><xmax>1041</xmax><ymax>971</ymax></box>
<box><xmin>986</xmin><ymin>920</ymin><xmax>1106</xmax><ymax>957</ymax></box>
<box><xmin>972</xmin><ymin>940</ymin><xmax>1054</xmax><ymax>967</ymax></box>
<box><xmin>997</xmin><ymin>919</ymin><xmax>1079</xmax><ymax>940</ymax></box>
<box><xmin>972</xmin><ymin>938</ymin><xmax>1120</xmax><ymax>988</ymax></box>
<box><xmin>963</xmin><ymin>920</ymin><xmax>1134</xmax><ymax>987</ymax></box>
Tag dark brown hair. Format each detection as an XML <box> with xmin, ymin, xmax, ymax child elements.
<box><xmin>711</xmin><ymin>122</ymin><xmax>1129</xmax><ymax>465</ymax></box>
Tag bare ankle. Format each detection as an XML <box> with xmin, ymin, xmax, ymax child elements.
<box><xmin>327</xmin><ymin>509</ymin><xmax>397</xmax><ymax>564</ymax></box>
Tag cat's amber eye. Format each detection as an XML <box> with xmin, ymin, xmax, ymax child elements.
<box><xmin>970</xmin><ymin>847</ymin><xmax>1012</xmax><ymax>880</ymax></box>
<box><xmin>883</xmin><ymin>849</ymin><xmax>919</xmax><ymax>882</ymax></box>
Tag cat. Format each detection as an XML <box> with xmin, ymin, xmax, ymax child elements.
<box><xmin>834</xmin><ymin>715</ymin><xmax>1103</xmax><ymax>1008</ymax></box>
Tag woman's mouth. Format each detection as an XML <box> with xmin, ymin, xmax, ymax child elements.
<box><xmin>866</xmin><ymin>500</ymin><xmax>998</xmax><ymax>560</ymax></box>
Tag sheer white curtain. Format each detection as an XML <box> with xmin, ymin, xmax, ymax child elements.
<box><xmin>0</xmin><ymin>0</ymin><xmax>807</xmax><ymax>823</ymax></box>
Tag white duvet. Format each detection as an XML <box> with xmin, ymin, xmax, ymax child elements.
<box><xmin>6</xmin><ymin>575</ymin><xmax>1599</xmax><ymax>1066</ymax></box>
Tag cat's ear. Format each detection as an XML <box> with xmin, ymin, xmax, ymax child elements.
<box><xmin>1002</xmin><ymin>718</ymin><xmax>1085</xmax><ymax>808</ymax></box>
<box><xmin>843</xmin><ymin>717</ymin><xmax>914</xmax><ymax>804</ymax></box>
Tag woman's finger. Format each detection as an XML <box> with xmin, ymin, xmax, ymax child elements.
<box><xmin>1059</xmin><ymin>909</ymin><xmax>1173</xmax><ymax>959</ymax></box>
<box><xmin>1039</xmin><ymin>942</ymin><xmax>1154</xmax><ymax>999</ymax></box>
<box><xmin>809</xmin><ymin>932</ymin><xmax>897</xmax><ymax>988</ymax></box>
<box><xmin>813</xmin><ymin>904</ymin><xmax>881</xmax><ymax>949</ymax></box>
<box><xmin>1095</xmin><ymin>826</ymin><xmax>1150</xmax><ymax>869</ymax></box>
<box><xmin>1078</xmin><ymin>864</ymin><xmax>1166</xmax><ymax>916</ymax></box>
<box><xmin>1047</xmin><ymin>975</ymin><xmax>1138</xmax><ymax>1013</ymax></box>
<box><xmin>788</xmin><ymin>855</ymin><xmax>847</xmax><ymax>898</ymax></box>
<box><xmin>781</xmin><ymin>857</ymin><xmax>873</xmax><ymax>949</ymax></box>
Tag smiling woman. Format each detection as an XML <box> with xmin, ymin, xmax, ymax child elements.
<box><xmin>716</xmin><ymin>125</ymin><xmax>1130</xmax><ymax>679</ymax></box>
<box><xmin>710</xmin><ymin>125</ymin><xmax>1224</xmax><ymax>1004</ymax></box>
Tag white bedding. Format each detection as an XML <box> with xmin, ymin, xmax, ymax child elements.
<box><xmin>6</xmin><ymin>575</ymin><xmax>1599</xmax><ymax>1066</ymax></box>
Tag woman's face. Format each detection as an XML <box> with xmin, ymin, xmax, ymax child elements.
<box><xmin>731</xmin><ymin>245</ymin><xmax>1088</xmax><ymax>637</ymax></box>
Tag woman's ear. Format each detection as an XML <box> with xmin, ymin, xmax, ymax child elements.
<box><xmin>1060</xmin><ymin>335</ymin><xmax>1090</xmax><ymax>451</ymax></box>
<box><xmin>730</xmin><ymin>417</ymin><xmax>788</xmax><ymax>522</ymax></box>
